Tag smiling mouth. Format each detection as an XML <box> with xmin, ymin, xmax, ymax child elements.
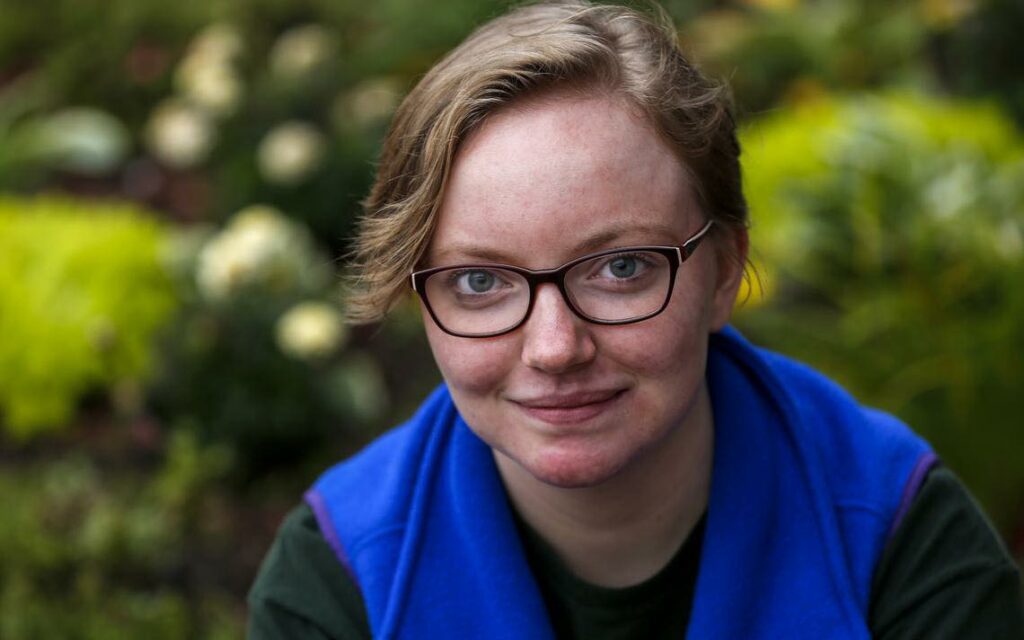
<box><xmin>512</xmin><ymin>390</ymin><xmax>626</xmax><ymax>426</ymax></box>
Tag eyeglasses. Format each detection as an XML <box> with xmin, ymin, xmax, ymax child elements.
<box><xmin>411</xmin><ymin>220</ymin><xmax>714</xmax><ymax>338</ymax></box>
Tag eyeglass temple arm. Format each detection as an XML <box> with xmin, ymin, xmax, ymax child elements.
<box><xmin>682</xmin><ymin>220</ymin><xmax>715</xmax><ymax>258</ymax></box>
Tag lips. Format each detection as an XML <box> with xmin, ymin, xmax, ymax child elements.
<box><xmin>511</xmin><ymin>389</ymin><xmax>626</xmax><ymax>426</ymax></box>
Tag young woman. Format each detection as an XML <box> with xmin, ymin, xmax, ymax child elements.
<box><xmin>249</xmin><ymin>2</ymin><xmax>1023</xmax><ymax>638</ymax></box>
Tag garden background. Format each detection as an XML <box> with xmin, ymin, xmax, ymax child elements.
<box><xmin>1</xmin><ymin>0</ymin><xmax>1022</xmax><ymax>636</ymax></box>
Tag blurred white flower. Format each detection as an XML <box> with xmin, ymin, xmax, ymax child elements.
<box><xmin>145</xmin><ymin>99</ymin><xmax>216</xmax><ymax>169</ymax></box>
<box><xmin>32</xmin><ymin>107</ymin><xmax>130</xmax><ymax>174</ymax></box>
<box><xmin>195</xmin><ymin>229</ymin><xmax>261</xmax><ymax>301</ymax></box>
<box><xmin>257</xmin><ymin>121</ymin><xmax>327</xmax><ymax>185</ymax></box>
<box><xmin>333</xmin><ymin>77</ymin><xmax>402</xmax><ymax>131</ymax></box>
<box><xmin>269</xmin><ymin>24</ymin><xmax>339</xmax><ymax>78</ymax></box>
<box><xmin>276</xmin><ymin>301</ymin><xmax>347</xmax><ymax>361</ymax></box>
<box><xmin>189</xmin><ymin>23</ymin><xmax>245</xmax><ymax>63</ymax></box>
<box><xmin>175</xmin><ymin>56</ymin><xmax>243</xmax><ymax>116</ymax></box>
<box><xmin>195</xmin><ymin>205</ymin><xmax>325</xmax><ymax>300</ymax></box>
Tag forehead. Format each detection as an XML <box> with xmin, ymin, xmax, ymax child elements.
<box><xmin>428</xmin><ymin>93</ymin><xmax>700</xmax><ymax>268</ymax></box>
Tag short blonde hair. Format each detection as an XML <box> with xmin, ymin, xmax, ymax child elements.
<box><xmin>345</xmin><ymin>0</ymin><xmax>747</xmax><ymax>323</ymax></box>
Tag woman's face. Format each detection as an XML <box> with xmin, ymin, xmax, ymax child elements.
<box><xmin>422</xmin><ymin>93</ymin><xmax>744</xmax><ymax>488</ymax></box>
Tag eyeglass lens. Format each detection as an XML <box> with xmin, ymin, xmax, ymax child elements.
<box><xmin>422</xmin><ymin>249</ymin><xmax>673</xmax><ymax>336</ymax></box>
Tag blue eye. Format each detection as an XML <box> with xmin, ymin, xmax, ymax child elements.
<box><xmin>597</xmin><ymin>253</ymin><xmax>651</xmax><ymax>280</ymax></box>
<box><xmin>607</xmin><ymin>256</ymin><xmax>638</xmax><ymax>278</ymax></box>
<box><xmin>454</xmin><ymin>270</ymin><xmax>500</xmax><ymax>294</ymax></box>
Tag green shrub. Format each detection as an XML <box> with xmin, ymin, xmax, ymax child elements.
<box><xmin>0</xmin><ymin>433</ymin><xmax>241</xmax><ymax>639</ymax></box>
<box><xmin>0</xmin><ymin>197</ymin><xmax>178</xmax><ymax>437</ymax></box>
<box><xmin>737</xmin><ymin>93</ymin><xmax>1024</xmax><ymax>529</ymax></box>
<box><xmin>152</xmin><ymin>204</ymin><xmax>390</xmax><ymax>478</ymax></box>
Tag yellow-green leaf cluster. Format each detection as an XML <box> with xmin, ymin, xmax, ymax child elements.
<box><xmin>736</xmin><ymin>93</ymin><xmax>1024</xmax><ymax>527</ymax></box>
<box><xmin>0</xmin><ymin>197</ymin><xmax>178</xmax><ymax>437</ymax></box>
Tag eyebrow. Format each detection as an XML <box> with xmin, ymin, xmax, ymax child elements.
<box><xmin>431</xmin><ymin>221</ymin><xmax>684</xmax><ymax>267</ymax></box>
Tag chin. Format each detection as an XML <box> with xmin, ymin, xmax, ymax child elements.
<box><xmin>516</xmin><ymin>444</ymin><xmax>631</xmax><ymax>489</ymax></box>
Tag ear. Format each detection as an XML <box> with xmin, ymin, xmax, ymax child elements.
<box><xmin>709</xmin><ymin>226</ymin><xmax>749</xmax><ymax>331</ymax></box>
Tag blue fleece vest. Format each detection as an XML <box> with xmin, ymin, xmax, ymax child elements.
<box><xmin>306</xmin><ymin>327</ymin><xmax>936</xmax><ymax>638</ymax></box>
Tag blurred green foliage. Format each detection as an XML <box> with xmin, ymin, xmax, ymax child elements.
<box><xmin>684</xmin><ymin>0</ymin><xmax>1024</xmax><ymax>122</ymax></box>
<box><xmin>0</xmin><ymin>431</ymin><xmax>240</xmax><ymax>639</ymax></box>
<box><xmin>684</xmin><ymin>2</ymin><xmax>926</xmax><ymax>114</ymax></box>
<box><xmin>0</xmin><ymin>197</ymin><xmax>177</xmax><ymax>436</ymax></box>
<box><xmin>933</xmin><ymin>0</ymin><xmax>1024</xmax><ymax>124</ymax></box>
<box><xmin>736</xmin><ymin>92</ymin><xmax>1024</xmax><ymax>526</ymax></box>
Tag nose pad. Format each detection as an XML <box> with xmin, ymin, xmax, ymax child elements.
<box><xmin>520</xmin><ymin>283</ymin><xmax>596</xmax><ymax>373</ymax></box>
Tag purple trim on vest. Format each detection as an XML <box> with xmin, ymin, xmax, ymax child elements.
<box><xmin>886</xmin><ymin>451</ymin><xmax>940</xmax><ymax>541</ymax></box>
<box><xmin>304</xmin><ymin>488</ymin><xmax>358</xmax><ymax>585</ymax></box>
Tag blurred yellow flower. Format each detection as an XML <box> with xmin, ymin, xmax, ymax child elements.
<box><xmin>257</xmin><ymin>121</ymin><xmax>327</xmax><ymax>185</ymax></box>
<box><xmin>276</xmin><ymin>301</ymin><xmax>347</xmax><ymax>361</ymax></box>
<box><xmin>175</xmin><ymin>56</ymin><xmax>243</xmax><ymax>117</ymax></box>
<box><xmin>269</xmin><ymin>24</ymin><xmax>339</xmax><ymax>78</ymax></box>
<box><xmin>334</xmin><ymin>77</ymin><xmax>402</xmax><ymax>130</ymax></box>
<box><xmin>144</xmin><ymin>99</ymin><xmax>216</xmax><ymax>168</ymax></box>
<box><xmin>189</xmin><ymin>23</ymin><xmax>245</xmax><ymax>63</ymax></box>
<box><xmin>195</xmin><ymin>205</ymin><xmax>321</xmax><ymax>300</ymax></box>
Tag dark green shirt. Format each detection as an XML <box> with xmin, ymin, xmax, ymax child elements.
<box><xmin>248</xmin><ymin>467</ymin><xmax>1024</xmax><ymax>638</ymax></box>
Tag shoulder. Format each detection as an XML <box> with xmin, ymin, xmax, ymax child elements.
<box><xmin>710</xmin><ymin>326</ymin><xmax>938</xmax><ymax>613</ymax></box>
<box><xmin>711</xmin><ymin>327</ymin><xmax>932</xmax><ymax>502</ymax></box>
<box><xmin>755</xmin><ymin>341</ymin><xmax>933</xmax><ymax>504</ymax></box>
<box><xmin>871</xmin><ymin>465</ymin><xmax>1024</xmax><ymax>638</ymax></box>
<box><xmin>247</xmin><ymin>503</ymin><xmax>371</xmax><ymax>639</ymax></box>
<box><xmin>310</xmin><ymin>384</ymin><xmax>457</xmax><ymax>535</ymax></box>
<box><xmin>247</xmin><ymin>387</ymin><xmax>459</xmax><ymax>640</ymax></box>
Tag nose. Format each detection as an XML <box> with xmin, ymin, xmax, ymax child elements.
<box><xmin>520</xmin><ymin>283</ymin><xmax>597</xmax><ymax>373</ymax></box>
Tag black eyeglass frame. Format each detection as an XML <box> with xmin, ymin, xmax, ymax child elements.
<box><xmin>410</xmin><ymin>219</ymin><xmax>715</xmax><ymax>338</ymax></box>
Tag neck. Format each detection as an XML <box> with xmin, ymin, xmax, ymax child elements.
<box><xmin>495</xmin><ymin>382</ymin><xmax>714</xmax><ymax>588</ymax></box>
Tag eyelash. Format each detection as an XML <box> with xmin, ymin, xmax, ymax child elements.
<box><xmin>591</xmin><ymin>252</ymin><xmax>655</xmax><ymax>276</ymax></box>
<box><xmin>447</xmin><ymin>269</ymin><xmax>510</xmax><ymax>293</ymax></box>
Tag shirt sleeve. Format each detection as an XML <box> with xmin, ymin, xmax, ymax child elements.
<box><xmin>869</xmin><ymin>465</ymin><xmax>1024</xmax><ymax>638</ymax></box>
<box><xmin>247</xmin><ymin>503</ymin><xmax>372</xmax><ymax>640</ymax></box>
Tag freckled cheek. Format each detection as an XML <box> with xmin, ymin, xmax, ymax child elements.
<box><xmin>602</xmin><ymin>297</ymin><xmax>706</xmax><ymax>373</ymax></box>
<box><xmin>598</xmin><ymin>310</ymin><xmax>709</xmax><ymax>432</ymax></box>
<box><xmin>601</xmin><ymin>328</ymin><xmax>698</xmax><ymax>384</ymax></box>
<box><xmin>424</xmin><ymin>325</ymin><xmax>518</xmax><ymax>395</ymax></box>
